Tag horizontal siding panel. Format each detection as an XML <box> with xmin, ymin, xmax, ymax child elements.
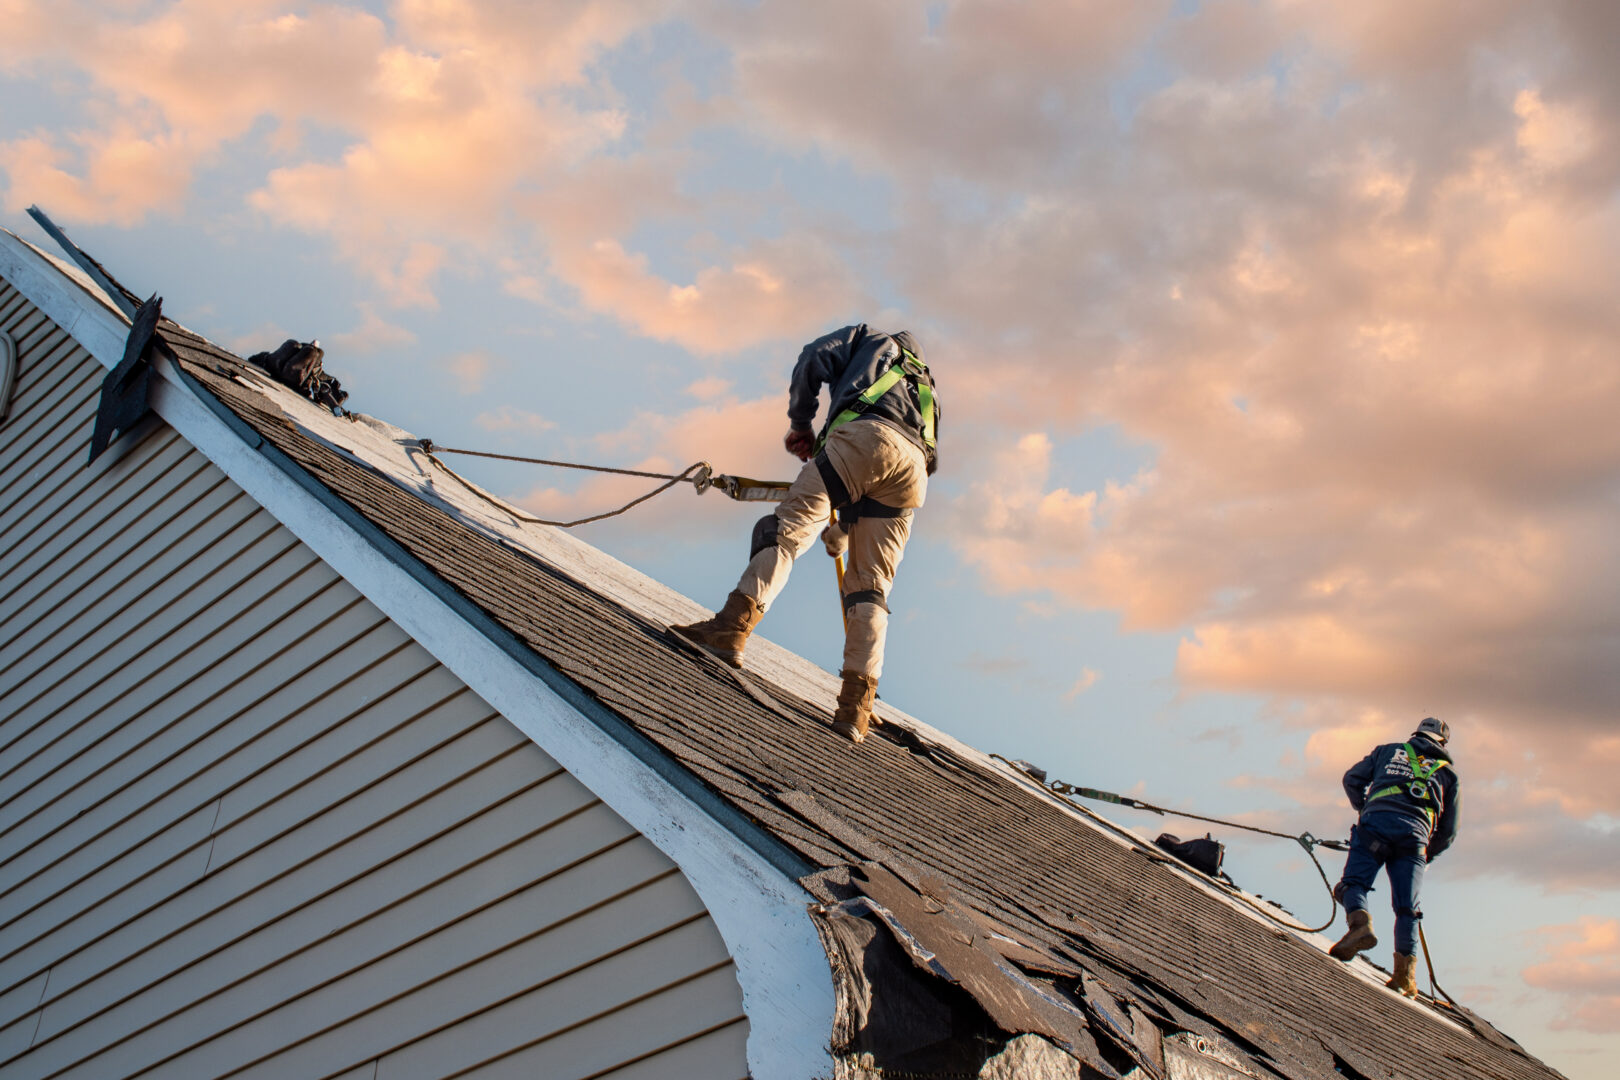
<box><xmin>0</xmin><ymin>735</ymin><xmax>539</xmax><ymax>1045</ymax></box>
<box><xmin>0</xmin><ymin>619</ymin><xmax>417</xmax><ymax>918</ymax></box>
<box><xmin>0</xmin><ymin>495</ymin><xmax>278</xmax><ymax>751</ymax></box>
<box><xmin>0</xmin><ymin>430</ymin><xmax>202</xmax><ymax>622</ymax></box>
<box><xmin>0</xmin><ymin>284</ymin><xmax>747</xmax><ymax>1080</ymax></box>
<box><xmin>0</xmin><ymin>589</ymin><xmax>374</xmax><ymax>919</ymax></box>
<box><xmin>0</xmin><ymin>304</ymin><xmax>73</xmax><ymax>395</ymax></box>
<box><xmin>0</xmin><ymin>561</ymin><xmax>346</xmax><ymax>811</ymax></box>
<box><xmin>0</xmin><ymin>381</ymin><xmax>100</xmax><ymax>510</ymax></box>
<box><xmin>0</xmin><ymin>388</ymin><xmax>158</xmax><ymax>568</ymax></box>
<box><xmin>208</xmin><ymin>712</ymin><xmax>530</xmax><ymax>870</ymax></box>
<box><xmin>214</xmin><ymin>663</ymin><xmax>470</xmax><ymax>833</ymax></box>
<box><xmin>583</xmin><ymin>1021</ymin><xmax>750</xmax><ymax>1080</ymax></box>
<box><xmin>461</xmin><ymin>968</ymin><xmax>746</xmax><ymax>1080</ymax></box>
<box><xmin>40</xmin><ymin>813</ymin><xmax>647</xmax><ymax>1078</ymax></box>
<box><xmin>0</xmin><ymin>803</ymin><xmax>220</xmax><ymax>952</ymax></box>
<box><xmin>0</xmin><ymin>427</ymin><xmax>187</xmax><ymax>586</ymax></box>
<box><xmin>0</xmin><ymin>464</ymin><xmax>239</xmax><ymax>680</ymax></box>
<box><xmin>0</xmin><ymin>309</ymin><xmax>88</xmax><ymax>408</ymax></box>
<box><xmin>0</xmin><ymin>331</ymin><xmax>87</xmax><ymax>448</ymax></box>
<box><xmin>0</xmin><ymin>528</ymin><xmax>305</xmax><ymax>843</ymax></box>
<box><xmin>208</xmin><ymin>679</ymin><xmax>490</xmax><ymax>852</ymax></box>
<box><xmin>0</xmin><ymin>336</ymin><xmax>91</xmax><ymax>458</ymax></box>
<box><xmin>39</xmin><ymin>768</ymin><xmax>605</xmax><ymax>1047</ymax></box>
<box><xmin>0</xmin><ymin>319</ymin><xmax>75</xmax><ymax>400</ymax></box>
<box><xmin>194</xmin><ymin>872</ymin><xmax>714</xmax><ymax>1080</ymax></box>
<box><xmin>0</xmin><ymin>565</ymin><xmax>349</xmax><ymax>858</ymax></box>
<box><xmin>0</xmin><ymin>1010</ymin><xmax>41</xmax><ymax>1067</ymax></box>
<box><xmin>367</xmin><ymin>917</ymin><xmax>735</xmax><ymax>1080</ymax></box>
<box><xmin>35</xmin><ymin>781</ymin><xmax>618</xmax><ymax>1050</ymax></box>
<box><xmin>13</xmin><ymin>743</ymin><xmax>564</xmax><ymax>1079</ymax></box>
<box><xmin>0</xmin><ymin>973</ymin><xmax>46</xmax><ymax>1040</ymax></box>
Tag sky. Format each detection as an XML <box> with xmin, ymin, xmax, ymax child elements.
<box><xmin>4</xmin><ymin>2</ymin><xmax>1619</xmax><ymax>1075</ymax></box>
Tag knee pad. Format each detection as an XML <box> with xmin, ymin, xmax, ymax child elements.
<box><xmin>749</xmin><ymin>513</ymin><xmax>779</xmax><ymax>558</ymax></box>
<box><xmin>842</xmin><ymin>588</ymin><xmax>889</xmax><ymax>613</ymax></box>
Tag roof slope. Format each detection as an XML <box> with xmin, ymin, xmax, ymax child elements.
<box><xmin>156</xmin><ymin>320</ymin><xmax>1559</xmax><ymax>1080</ymax></box>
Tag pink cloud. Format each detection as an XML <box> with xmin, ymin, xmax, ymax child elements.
<box><xmin>1523</xmin><ymin>918</ymin><xmax>1620</xmax><ymax>1033</ymax></box>
<box><xmin>329</xmin><ymin>303</ymin><xmax>417</xmax><ymax>354</ymax></box>
<box><xmin>546</xmin><ymin>233</ymin><xmax>860</xmax><ymax>356</ymax></box>
<box><xmin>0</xmin><ymin>126</ymin><xmax>194</xmax><ymax>224</ymax></box>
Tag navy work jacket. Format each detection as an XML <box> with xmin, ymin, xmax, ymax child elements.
<box><xmin>1342</xmin><ymin>734</ymin><xmax>1460</xmax><ymax>860</ymax></box>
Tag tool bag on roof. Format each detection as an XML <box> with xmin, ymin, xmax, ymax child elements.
<box><xmin>1155</xmin><ymin>832</ymin><xmax>1226</xmax><ymax>877</ymax></box>
<box><xmin>247</xmin><ymin>338</ymin><xmax>348</xmax><ymax>410</ymax></box>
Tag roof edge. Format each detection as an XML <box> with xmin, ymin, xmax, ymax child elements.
<box><xmin>0</xmin><ymin>227</ymin><xmax>839</xmax><ymax>1080</ymax></box>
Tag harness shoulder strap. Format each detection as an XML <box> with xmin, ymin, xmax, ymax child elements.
<box><xmin>818</xmin><ymin>346</ymin><xmax>936</xmax><ymax>451</ymax></box>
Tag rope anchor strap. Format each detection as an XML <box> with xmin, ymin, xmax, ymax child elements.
<box><xmin>412</xmin><ymin>440</ymin><xmax>793</xmax><ymax>527</ymax></box>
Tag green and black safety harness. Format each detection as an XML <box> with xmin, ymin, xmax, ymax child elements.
<box><xmin>816</xmin><ymin>346</ymin><xmax>936</xmax><ymax>454</ymax></box>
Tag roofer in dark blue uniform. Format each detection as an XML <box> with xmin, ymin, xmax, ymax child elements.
<box><xmin>673</xmin><ymin>324</ymin><xmax>938</xmax><ymax>744</ymax></box>
<box><xmin>1328</xmin><ymin>716</ymin><xmax>1460</xmax><ymax>995</ymax></box>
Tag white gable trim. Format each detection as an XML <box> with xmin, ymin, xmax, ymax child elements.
<box><xmin>0</xmin><ymin>229</ymin><xmax>837</xmax><ymax>1080</ymax></box>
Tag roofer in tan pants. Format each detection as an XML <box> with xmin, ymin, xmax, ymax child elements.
<box><xmin>673</xmin><ymin>324</ymin><xmax>939</xmax><ymax>743</ymax></box>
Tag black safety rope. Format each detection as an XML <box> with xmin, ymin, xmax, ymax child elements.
<box><xmin>991</xmin><ymin>755</ymin><xmax>1348</xmax><ymax>934</ymax></box>
<box><xmin>413</xmin><ymin>439</ymin><xmax>714</xmax><ymax>528</ymax></box>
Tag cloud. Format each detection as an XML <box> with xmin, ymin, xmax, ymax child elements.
<box><xmin>474</xmin><ymin>405</ymin><xmax>553</xmax><ymax>433</ymax></box>
<box><xmin>545</xmin><ymin>232</ymin><xmax>860</xmax><ymax>355</ymax></box>
<box><xmin>685</xmin><ymin>376</ymin><xmax>733</xmax><ymax>401</ymax></box>
<box><xmin>0</xmin><ymin>126</ymin><xmax>195</xmax><ymax>224</ymax></box>
<box><xmin>329</xmin><ymin>303</ymin><xmax>417</xmax><ymax>354</ymax></box>
<box><xmin>1523</xmin><ymin>918</ymin><xmax>1620</xmax><ymax>1033</ymax></box>
<box><xmin>714</xmin><ymin>0</ymin><xmax>1168</xmax><ymax>183</ymax></box>
<box><xmin>446</xmin><ymin>351</ymin><xmax>494</xmax><ymax>394</ymax></box>
<box><xmin>1063</xmin><ymin>668</ymin><xmax>1100</xmax><ymax>701</ymax></box>
<box><xmin>2</xmin><ymin>0</ymin><xmax>856</xmax><ymax>348</ymax></box>
<box><xmin>681</xmin><ymin>0</ymin><xmax>1620</xmax><ymax>894</ymax></box>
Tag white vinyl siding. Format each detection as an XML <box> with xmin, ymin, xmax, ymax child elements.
<box><xmin>0</xmin><ymin>282</ymin><xmax>748</xmax><ymax>1080</ymax></box>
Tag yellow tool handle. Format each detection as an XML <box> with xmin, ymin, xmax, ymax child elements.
<box><xmin>831</xmin><ymin>509</ymin><xmax>848</xmax><ymax>633</ymax></box>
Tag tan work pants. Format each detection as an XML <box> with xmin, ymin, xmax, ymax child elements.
<box><xmin>736</xmin><ymin>420</ymin><xmax>928</xmax><ymax>678</ymax></box>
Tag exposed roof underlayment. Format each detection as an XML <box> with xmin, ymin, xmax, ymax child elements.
<box><xmin>0</xmin><ymin>227</ymin><xmax>1567</xmax><ymax>1080</ymax></box>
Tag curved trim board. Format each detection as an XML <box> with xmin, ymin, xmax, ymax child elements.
<box><xmin>0</xmin><ymin>329</ymin><xmax>15</xmax><ymax>424</ymax></box>
<box><xmin>0</xmin><ymin>227</ymin><xmax>839</xmax><ymax>1080</ymax></box>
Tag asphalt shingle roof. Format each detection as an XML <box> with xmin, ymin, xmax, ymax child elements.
<box><xmin>157</xmin><ymin>319</ymin><xmax>1562</xmax><ymax>1080</ymax></box>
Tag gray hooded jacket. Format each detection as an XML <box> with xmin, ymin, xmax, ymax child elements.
<box><xmin>787</xmin><ymin>325</ymin><xmax>939</xmax><ymax>472</ymax></box>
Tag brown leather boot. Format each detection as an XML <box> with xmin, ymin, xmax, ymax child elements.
<box><xmin>1329</xmin><ymin>909</ymin><xmax>1378</xmax><ymax>961</ymax></box>
<box><xmin>831</xmin><ymin>670</ymin><xmax>878</xmax><ymax>743</ymax></box>
<box><xmin>1386</xmin><ymin>952</ymin><xmax>1418</xmax><ymax>997</ymax></box>
<box><xmin>671</xmin><ymin>591</ymin><xmax>763</xmax><ymax>667</ymax></box>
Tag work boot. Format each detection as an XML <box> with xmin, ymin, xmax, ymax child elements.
<box><xmin>671</xmin><ymin>591</ymin><xmax>763</xmax><ymax>667</ymax></box>
<box><xmin>830</xmin><ymin>670</ymin><xmax>878</xmax><ymax>743</ymax></box>
<box><xmin>1329</xmin><ymin>909</ymin><xmax>1378</xmax><ymax>961</ymax></box>
<box><xmin>1386</xmin><ymin>952</ymin><xmax>1418</xmax><ymax>997</ymax></box>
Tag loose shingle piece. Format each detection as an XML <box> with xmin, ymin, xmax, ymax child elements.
<box><xmin>161</xmin><ymin>321</ymin><xmax>1561</xmax><ymax>1080</ymax></box>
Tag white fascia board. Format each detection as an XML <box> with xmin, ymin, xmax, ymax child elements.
<box><xmin>0</xmin><ymin>229</ymin><xmax>838</xmax><ymax>1079</ymax></box>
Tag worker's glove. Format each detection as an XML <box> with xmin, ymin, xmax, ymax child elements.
<box><xmin>822</xmin><ymin>521</ymin><xmax>848</xmax><ymax>558</ymax></box>
<box><xmin>784</xmin><ymin>426</ymin><xmax>816</xmax><ymax>461</ymax></box>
